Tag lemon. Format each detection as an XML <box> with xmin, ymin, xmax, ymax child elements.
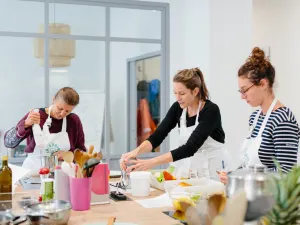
<box><xmin>172</xmin><ymin>197</ymin><xmax>195</xmax><ymax>212</ymax></box>
<box><xmin>173</xmin><ymin>210</ymin><xmax>186</xmax><ymax>221</ymax></box>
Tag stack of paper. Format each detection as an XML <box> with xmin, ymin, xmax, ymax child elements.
<box><xmin>8</xmin><ymin>163</ymin><xmax>31</xmax><ymax>193</ymax></box>
<box><xmin>135</xmin><ymin>193</ymin><xmax>173</xmax><ymax>208</ymax></box>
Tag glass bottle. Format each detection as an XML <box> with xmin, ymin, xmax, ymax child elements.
<box><xmin>0</xmin><ymin>156</ymin><xmax>12</xmax><ymax>210</ymax></box>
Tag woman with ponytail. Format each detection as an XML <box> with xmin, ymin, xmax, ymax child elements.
<box><xmin>120</xmin><ymin>68</ymin><xmax>229</xmax><ymax>180</ymax></box>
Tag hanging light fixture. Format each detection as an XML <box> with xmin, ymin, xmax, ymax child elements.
<box><xmin>34</xmin><ymin>4</ymin><xmax>76</xmax><ymax>68</ymax></box>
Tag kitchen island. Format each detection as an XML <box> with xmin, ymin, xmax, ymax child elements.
<box><xmin>12</xmin><ymin>184</ymin><xmax>179</xmax><ymax>225</ymax></box>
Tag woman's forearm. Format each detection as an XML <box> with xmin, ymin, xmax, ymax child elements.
<box><xmin>136</xmin><ymin>140</ymin><xmax>153</xmax><ymax>155</ymax></box>
<box><xmin>151</xmin><ymin>152</ymin><xmax>174</xmax><ymax>167</ymax></box>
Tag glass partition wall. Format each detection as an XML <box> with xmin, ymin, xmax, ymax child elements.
<box><xmin>0</xmin><ymin>0</ymin><xmax>169</xmax><ymax>170</ymax></box>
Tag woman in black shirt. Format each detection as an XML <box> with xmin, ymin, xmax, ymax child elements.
<box><xmin>120</xmin><ymin>68</ymin><xmax>229</xmax><ymax>180</ymax></box>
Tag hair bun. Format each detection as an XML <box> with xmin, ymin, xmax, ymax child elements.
<box><xmin>249</xmin><ymin>47</ymin><xmax>266</xmax><ymax>66</ymax></box>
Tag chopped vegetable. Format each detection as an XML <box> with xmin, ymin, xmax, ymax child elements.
<box><xmin>154</xmin><ymin>172</ymin><xmax>165</xmax><ymax>183</ymax></box>
<box><xmin>166</xmin><ymin>165</ymin><xmax>175</xmax><ymax>174</ymax></box>
<box><xmin>39</xmin><ymin>167</ymin><xmax>50</xmax><ymax>175</ymax></box>
<box><xmin>178</xmin><ymin>181</ymin><xmax>192</xmax><ymax>187</ymax></box>
<box><xmin>163</xmin><ymin>171</ymin><xmax>176</xmax><ymax>181</ymax></box>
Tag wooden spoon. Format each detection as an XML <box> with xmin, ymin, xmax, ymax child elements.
<box><xmin>74</xmin><ymin>149</ymin><xmax>84</xmax><ymax>168</ymax></box>
<box><xmin>107</xmin><ymin>216</ymin><xmax>116</xmax><ymax>225</ymax></box>
<box><xmin>88</xmin><ymin>145</ymin><xmax>94</xmax><ymax>155</ymax></box>
<box><xmin>62</xmin><ymin>151</ymin><xmax>74</xmax><ymax>167</ymax></box>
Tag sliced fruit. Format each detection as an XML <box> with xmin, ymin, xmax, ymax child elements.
<box><xmin>173</xmin><ymin>210</ymin><xmax>186</xmax><ymax>221</ymax></box>
<box><xmin>178</xmin><ymin>181</ymin><xmax>192</xmax><ymax>187</ymax></box>
<box><xmin>190</xmin><ymin>193</ymin><xmax>202</xmax><ymax>202</ymax></box>
<box><xmin>154</xmin><ymin>172</ymin><xmax>165</xmax><ymax>183</ymax></box>
<box><xmin>172</xmin><ymin>197</ymin><xmax>195</xmax><ymax>212</ymax></box>
<box><xmin>163</xmin><ymin>170</ymin><xmax>176</xmax><ymax>180</ymax></box>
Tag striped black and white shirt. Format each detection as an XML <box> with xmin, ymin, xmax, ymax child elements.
<box><xmin>249</xmin><ymin>107</ymin><xmax>300</xmax><ymax>173</ymax></box>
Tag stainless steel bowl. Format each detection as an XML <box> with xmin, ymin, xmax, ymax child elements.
<box><xmin>0</xmin><ymin>211</ymin><xmax>27</xmax><ymax>225</ymax></box>
<box><xmin>25</xmin><ymin>200</ymin><xmax>72</xmax><ymax>225</ymax></box>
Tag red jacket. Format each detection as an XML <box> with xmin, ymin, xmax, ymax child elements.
<box><xmin>137</xmin><ymin>99</ymin><xmax>157</xmax><ymax>146</ymax></box>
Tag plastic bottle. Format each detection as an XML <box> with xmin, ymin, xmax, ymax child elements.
<box><xmin>54</xmin><ymin>165</ymin><xmax>70</xmax><ymax>202</ymax></box>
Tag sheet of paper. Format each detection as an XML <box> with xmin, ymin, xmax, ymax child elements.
<box><xmin>9</xmin><ymin>163</ymin><xmax>31</xmax><ymax>185</ymax></box>
<box><xmin>110</xmin><ymin>182</ymin><xmax>156</xmax><ymax>194</ymax></box>
<box><xmin>135</xmin><ymin>193</ymin><xmax>173</xmax><ymax>208</ymax></box>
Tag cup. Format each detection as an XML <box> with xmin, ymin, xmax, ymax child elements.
<box><xmin>121</xmin><ymin>170</ymin><xmax>131</xmax><ymax>189</ymax></box>
<box><xmin>41</xmin><ymin>155</ymin><xmax>58</xmax><ymax>174</ymax></box>
<box><xmin>130</xmin><ymin>171</ymin><xmax>151</xmax><ymax>197</ymax></box>
<box><xmin>69</xmin><ymin>177</ymin><xmax>91</xmax><ymax>211</ymax></box>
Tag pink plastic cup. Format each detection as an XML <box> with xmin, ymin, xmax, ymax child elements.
<box><xmin>69</xmin><ymin>177</ymin><xmax>91</xmax><ymax>211</ymax></box>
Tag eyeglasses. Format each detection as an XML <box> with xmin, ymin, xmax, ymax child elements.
<box><xmin>238</xmin><ymin>84</ymin><xmax>255</xmax><ymax>96</ymax></box>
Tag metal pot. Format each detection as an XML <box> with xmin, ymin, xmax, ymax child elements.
<box><xmin>226</xmin><ymin>165</ymin><xmax>273</xmax><ymax>199</ymax></box>
<box><xmin>25</xmin><ymin>200</ymin><xmax>72</xmax><ymax>225</ymax></box>
<box><xmin>226</xmin><ymin>165</ymin><xmax>276</xmax><ymax>221</ymax></box>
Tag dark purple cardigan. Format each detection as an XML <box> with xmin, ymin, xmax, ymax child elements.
<box><xmin>4</xmin><ymin>108</ymin><xmax>86</xmax><ymax>153</ymax></box>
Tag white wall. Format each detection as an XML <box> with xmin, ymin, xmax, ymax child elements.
<box><xmin>209</xmin><ymin>0</ymin><xmax>253</xmax><ymax>168</ymax></box>
<box><xmin>168</xmin><ymin>0</ymin><xmax>253</xmax><ymax>169</ymax></box>
<box><xmin>253</xmin><ymin>0</ymin><xmax>300</xmax><ymax>122</ymax></box>
<box><xmin>169</xmin><ymin>0</ymin><xmax>211</xmax><ymax>150</ymax></box>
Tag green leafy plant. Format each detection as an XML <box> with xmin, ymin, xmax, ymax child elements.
<box><xmin>265</xmin><ymin>161</ymin><xmax>300</xmax><ymax>225</ymax></box>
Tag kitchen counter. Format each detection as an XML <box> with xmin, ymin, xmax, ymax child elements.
<box><xmin>12</xmin><ymin>184</ymin><xmax>179</xmax><ymax>225</ymax></box>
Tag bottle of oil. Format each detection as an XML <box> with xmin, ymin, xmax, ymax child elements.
<box><xmin>0</xmin><ymin>156</ymin><xmax>12</xmax><ymax>211</ymax></box>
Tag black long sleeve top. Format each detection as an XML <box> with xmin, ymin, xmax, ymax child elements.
<box><xmin>147</xmin><ymin>100</ymin><xmax>225</xmax><ymax>161</ymax></box>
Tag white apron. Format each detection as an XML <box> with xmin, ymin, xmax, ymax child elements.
<box><xmin>22</xmin><ymin>105</ymin><xmax>70</xmax><ymax>175</ymax></box>
<box><xmin>172</xmin><ymin>102</ymin><xmax>229</xmax><ymax>180</ymax></box>
<box><xmin>240</xmin><ymin>98</ymin><xmax>277</xmax><ymax>168</ymax></box>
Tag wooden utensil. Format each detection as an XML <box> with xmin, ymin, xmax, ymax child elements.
<box><xmin>62</xmin><ymin>151</ymin><xmax>74</xmax><ymax>163</ymax></box>
<box><xmin>88</xmin><ymin>145</ymin><xmax>94</xmax><ymax>155</ymax></box>
<box><xmin>74</xmin><ymin>149</ymin><xmax>84</xmax><ymax>167</ymax></box>
<box><xmin>107</xmin><ymin>216</ymin><xmax>116</xmax><ymax>225</ymax></box>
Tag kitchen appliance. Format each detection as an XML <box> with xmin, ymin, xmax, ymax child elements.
<box><xmin>226</xmin><ymin>165</ymin><xmax>276</xmax><ymax>222</ymax></box>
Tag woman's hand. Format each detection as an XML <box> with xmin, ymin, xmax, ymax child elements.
<box><xmin>126</xmin><ymin>158</ymin><xmax>156</xmax><ymax>172</ymax></box>
<box><xmin>24</xmin><ymin>110</ymin><xmax>40</xmax><ymax>128</ymax></box>
<box><xmin>53</xmin><ymin>151</ymin><xmax>64</xmax><ymax>161</ymax></box>
<box><xmin>218</xmin><ymin>171</ymin><xmax>228</xmax><ymax>185</ymax></box>
<box><xmin>120</xmin><ymin>148</ymin><xmax>139</xmax><ymax>170</ymax></box>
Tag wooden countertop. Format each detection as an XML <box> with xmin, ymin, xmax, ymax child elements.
<box><xmin>12</xmin><ymin>185</ymin><xmax>179</xmax><ymax>225</ymax></box>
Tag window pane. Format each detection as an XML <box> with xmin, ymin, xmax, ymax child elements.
<box><xmin>49</xmin><ymin>3</ymin><xmax>105</xmax><ymax>36</ymax></box>
<box><xmin>48</xmin><ymin>40</ymin><xmax>105</xmax><ymax>154</ymax></box>
<box><xmin>0</xmin><ymin>0</ymin><xmax>44</xmax><ymax>33</ymax></box>
<box><xmin>110</xmin><ymin>42</ymin><xmax>161</xmax><ymax>155</ymax></box>
<box><xmin>110</xmin><ymin>8</ymin><xmax>161</xmax><ymax>39</ymax></box>
<box><xmin>0</xmin><ymin>37</ymin><xmax>45</xmax><ymax>157</ymax></box>
<box><xmin>135</xmin><ymin>55</ymin><xmax>161</xmax><ymax>152</ymax></box>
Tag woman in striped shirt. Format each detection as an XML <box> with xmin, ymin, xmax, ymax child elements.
<box><xmin>219</xmin><ymin>47</ymin><xmax>300</xmax><ymax>184</ymax></box>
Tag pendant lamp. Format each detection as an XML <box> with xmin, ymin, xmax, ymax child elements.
<box><xmin>34</xmin><ymin>5</ymin><xmax>76</xmax><ymax>68</ymax></box>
